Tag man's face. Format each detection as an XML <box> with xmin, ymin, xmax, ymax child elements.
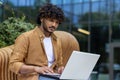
<box><xmin>42</xmin><ymin>18</ymin><xmax>59</xmax><ymax>33</ymax></box>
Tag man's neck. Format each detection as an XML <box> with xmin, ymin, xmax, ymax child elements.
<box><xmin>39</xmin><ymin>26</ymin><xmax>51</xmax><ymax>37</ymax></box>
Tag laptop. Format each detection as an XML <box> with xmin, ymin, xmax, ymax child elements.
<box><xmin>39</xmin><ymin>51</ymin><xmax>100</xmax><ymax>80</ymax></box>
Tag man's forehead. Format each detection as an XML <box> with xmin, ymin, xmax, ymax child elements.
<box><xmin>44</xmin><ymin>18</ymin><xmax>59</xmax><ymax>22</ymax></box>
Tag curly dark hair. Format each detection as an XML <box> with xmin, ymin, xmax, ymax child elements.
<box><xmin>36</xmin><ymin>3</ymin><xmax>65</xmax><ymax>25</ymax></box>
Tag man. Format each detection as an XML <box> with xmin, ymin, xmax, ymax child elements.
<box><xmin>9</xmin><ymin>3</ymin><xmax>65</xmax><ymax>80</ymax></box>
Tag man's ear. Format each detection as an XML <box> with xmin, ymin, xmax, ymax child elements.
<box><xmin>41</xmin><ymin>19</ymin><xmax>43</xmax><ymax>22</ymax></box>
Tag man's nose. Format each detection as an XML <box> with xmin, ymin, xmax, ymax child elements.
<box><xmin>52</xmin><ymin>22</ymin><xmax>57</xmax><ymax>27</ymax></box>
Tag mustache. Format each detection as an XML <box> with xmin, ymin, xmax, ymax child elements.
<box><xmin>49</xmin><ymin>26</ymin><xmax>55</xmax><ymax>29</ymax></box>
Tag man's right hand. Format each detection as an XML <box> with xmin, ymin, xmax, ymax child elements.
<box><xmin>34</xmin><ymin>66</ymin><xmax>54</xmax><ymax>74</ymax></box>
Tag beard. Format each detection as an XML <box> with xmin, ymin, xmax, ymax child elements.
<box><xmin>42</xmin><ymin>20</ymin><xmax>55</xmax><ymax>33</ymax></box>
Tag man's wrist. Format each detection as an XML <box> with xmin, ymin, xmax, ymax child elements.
<box><xmin>34</xmin><ymin>66</ymin><xmax>42</xmax><ymax>73</ymax></box>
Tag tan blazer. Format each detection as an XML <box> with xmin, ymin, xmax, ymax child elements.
<box><xmin>9</xmin><ymin>27</ymin><xmax>63</xmax><ymax>80</ymax></box>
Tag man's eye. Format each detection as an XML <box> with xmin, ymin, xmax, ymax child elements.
<box><xmin>50</xmin><ymin>20</ymin><xmax>54</xmax><ymax>22</ymax></box>
<box><xmin>56</xmin><ymin>21</ymin><xmax>59</xmax><ymax>24</ymax></box>
<box><xmin>48</xmin><ymin>19</ymin><xmax>59</xmax><ymax>24</ymax></box>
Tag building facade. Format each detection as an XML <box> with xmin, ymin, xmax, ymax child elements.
<box><xmin>0</xmin><ymin>0</ymin><xmax>120</xmax><ymax>80</ymax></box>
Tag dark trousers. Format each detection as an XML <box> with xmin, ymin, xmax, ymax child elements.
<box><xmin>39</xmin><ymin>74</ymin><xmax>60</xmax><ymax>80</ymax></box>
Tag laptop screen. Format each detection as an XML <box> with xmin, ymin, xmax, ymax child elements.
<box><xmin>60</xmin><ymin>51</ymin><xmax>100</xmax><ymax>80</ymax></box>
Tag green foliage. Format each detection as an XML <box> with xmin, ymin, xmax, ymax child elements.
<box><xmin>0</xmin><ymin>17</ymin><xmax>34</xmax><ymax>48</ymax></box>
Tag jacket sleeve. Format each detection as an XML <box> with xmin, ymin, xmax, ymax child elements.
<box><xmin>9</xmin><ymin>33</ymin><xmax>29</xmax><ymax>74</ymax></box>
<box><xmin>57</xmin><ymin>39</ymin><xmax>63</xmax><ymax>67</ymax></box>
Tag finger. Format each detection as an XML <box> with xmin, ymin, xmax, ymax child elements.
<box><xmin>58</xmin><ymin>67</ymin><xmax>64</xmax><ymax>74</ymax></box>
<box><xmin>41</xmin><ymin>67</ymin><xmax>50</xmax><ymax>74</ymax></box>
<box><xmin>42</xmin><ymin>70</ymin><xmax>46</xmax><ymax>74</ymax></box>
<box><xmin>45</xmin><ymin>68</ymin><xmax>54</xmax><ymax>73</ymax></box>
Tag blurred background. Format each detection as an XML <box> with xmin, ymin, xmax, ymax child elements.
<box><xmin>0</xmin><ymin>0</ymin><xmax>120</xmax><ymax>80</ymax></box>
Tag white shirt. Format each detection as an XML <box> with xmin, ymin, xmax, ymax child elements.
<box><xmin>43</xmin><ymin>37</ymin><xmax>55</xmax><ymax>67</ymax></box>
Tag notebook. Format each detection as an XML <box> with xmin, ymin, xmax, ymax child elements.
<box><xmin>39</xmin><ymin>51</ymin><xmax>100</xmax><ymax>80</ymax></box>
